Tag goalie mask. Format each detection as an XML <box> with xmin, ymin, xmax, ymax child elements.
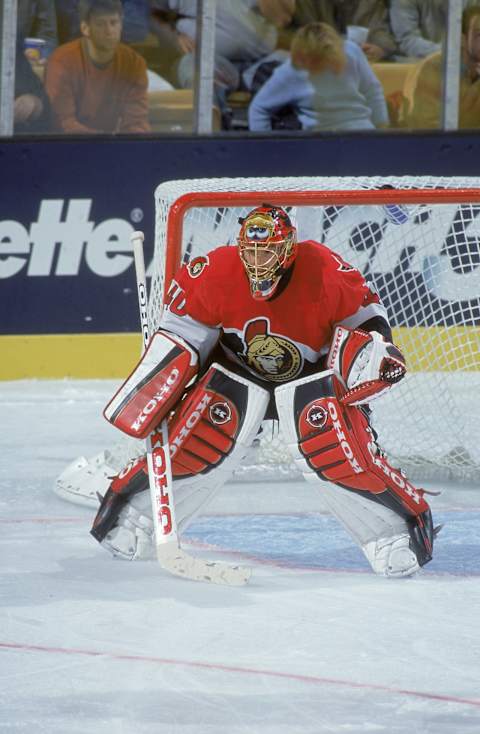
<box><xmin>237</xmin><ymin>205</ymin><xmax>297</xmax><ymax>300</ymax></box>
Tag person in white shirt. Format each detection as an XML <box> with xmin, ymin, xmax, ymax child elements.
<box><xmin>152</xmin><ymin>0</ymin><xmax>293</xmax><ymax>120</ymax></box>
<box><xmin>249</xmin><ymin>21</ymin><xmax>388</xmax><ymax>132</ymax></box>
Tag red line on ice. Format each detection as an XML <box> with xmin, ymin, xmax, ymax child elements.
<box><xmin>1</xmin><ymin>641</ymin><xmax>479</xmax><ymax>709</ymax></box>
<box><xmin>0</xmin><ymin>517</ymin><xmax>83</xmax><ymax>524</ymax></box>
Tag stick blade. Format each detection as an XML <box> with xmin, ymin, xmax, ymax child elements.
<box><xmin>157</xmin><ymin>545</ymin><xmax>251</xmax><ymax>586</ymax></box>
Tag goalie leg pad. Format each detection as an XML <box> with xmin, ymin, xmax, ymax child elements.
<box><xmin>165</xmin><ymin>362</ymin><xmax>270</xmax><ymax>478</ymax></box>
<box><xmin>93</xmin><ymin>364</ymin><xmax>270</xmax><ymax>560</ymax></box>
<box><xmin>275</xmin><ymin>370</ymin><xmax>435</xmax><ymax>574</ymax></box>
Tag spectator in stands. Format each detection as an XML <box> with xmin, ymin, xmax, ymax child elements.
<box><xmin>54</xmin><ymin>2</ymin><xmax>173</xmax><ymax>91</ymax></box>
<box><xmin>17</xmin><ymin>0</ymin><xmax>58</xmax><ymax>56</ymax></box>
<box><xmin>390</xmin><ymin>0</ymin><xmax>480</xmax><ymax>59</ymax></box>
<box><xmin>45</xmin><ymin>0</ymin><xmax>150</xmax><ymax>134</ymax></box>
<box><xmin>151</xmin><ymin>0</ymin><xmax>292</xmax><ymax>121</ymax></box>
<box><xmin>55</xmin><ymin>0</ymin><xmax>153</xmax><ymax>44</ymax></box>
<box><xmin>407</xmin><ymin>5</ymin><xmax>480</xmax><ymax>128</ymax></box>
<box><xmin>14</xmin><ymin>38</ymin><xmax>51</xmax><ymax>134</ymax></box>
<box><xmin>280</xmin><ymin>1</ymin><xmax>397</xmax><ymax>62</ymax></box>
<box><xmin>248</xmin><ymin>21</ymin><xmax>389</xmax><ymax>132</ymax></box>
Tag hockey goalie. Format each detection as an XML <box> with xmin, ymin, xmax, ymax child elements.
<box><xmin>88</xmin><ymin>204</ymin><xmax>437</xmax><ymax>577</ymax></box>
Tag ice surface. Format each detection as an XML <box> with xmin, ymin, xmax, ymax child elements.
<box><xmin>1</xmin><ymin>380</ymin><xmax>479</xmax><ymax>733</ymax></box>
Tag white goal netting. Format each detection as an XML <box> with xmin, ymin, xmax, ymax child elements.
<box><xmin>59</xmin><ymin>176</ymin><xmax>480</xmax><ymax>498</ymax></box>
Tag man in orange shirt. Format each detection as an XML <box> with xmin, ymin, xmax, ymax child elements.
<box><xmin>45</xmin><ymin>0</ymin><xmax>150</xmax><ymax>134</ymax></box>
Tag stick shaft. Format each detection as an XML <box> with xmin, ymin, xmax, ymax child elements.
<box><xmin>130</xmin><ymin>231</ymin><xmax>250</xmax><ymax>585</ymax></box>
<box><xmin>131</xmin><ymin>231</ymin><xmax>149</xmax><ymax>354</ymax></box>
<box><xmin>131</xmin><ymin>231</ymin><xmax>179</xmax><ymax>552</ymax></box>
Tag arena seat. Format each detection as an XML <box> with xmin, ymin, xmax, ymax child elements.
<box><xmin>371</xmin><ymin>62</ymin><xmax>418</xmax><ymax>97</ymax></box>
<box><xmin>371</xmin><ymin>62</ymin><xmax>419</xmax><ymax>127</ymax></box>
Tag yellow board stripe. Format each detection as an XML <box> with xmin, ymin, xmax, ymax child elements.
<box><xmin>0</xmin><ymin>327</ymin><xmax>479</xmax><ymax>380</ymax></box>
<box><xmin>392</xmin><ymin>326</ymin><xmax>480</xmax><ymax>371</ymax></box>
<box><xmin>0</xmin><ymin>333</ymin><xmax>142</xmax><ymax>380</ymax></box>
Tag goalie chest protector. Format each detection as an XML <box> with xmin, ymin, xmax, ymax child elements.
<box><xmin>165</xmin><ymin>242</ymin><xmax>386</xmax><ymax>384</ymax></box>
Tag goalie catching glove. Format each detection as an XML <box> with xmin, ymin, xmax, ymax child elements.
<box><xmin>104</xmin><ymin>331</ymin><xmax>198</xmax><ymax>438</ymax></box>
<box><xmin>327</xmin><ymin>325</ymin><xmax>406</xmax><ymax>405</ymax></box>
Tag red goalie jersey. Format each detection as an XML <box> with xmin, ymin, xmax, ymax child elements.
<box><xmin>160</xmin><ymin>241</ymin><xmax>387</xmax><ymax>385</ymax></box>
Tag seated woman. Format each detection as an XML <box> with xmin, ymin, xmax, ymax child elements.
<box><xmin>248</xmin><ymin>21</ymin><xmax>389</xmax><ymax>132</ymax></box>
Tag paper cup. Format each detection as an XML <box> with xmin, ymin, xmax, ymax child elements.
<box><xmin>346</xmin><ymin>26</ymin><xmax>369</xmax><ymax>46</ymax></box>
<box><xmin>24</xmin><ymin>38</ymin><xmax>46</xmax><ymax>63</ymax></box>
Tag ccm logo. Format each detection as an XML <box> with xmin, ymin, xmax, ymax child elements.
<box><xmin>152</xmin><ymin>446</ymin><xmax>173</xmax><ymax>535</ymax></box>
<box><xmin>327</xmin><ymin>401</ymin><xmax>363</xmax><ymax>474</ymax></box>
<box><xmin>130</xmin><ymin>368</ymin><xmax>180</xmax><ymax>433</ymax></box>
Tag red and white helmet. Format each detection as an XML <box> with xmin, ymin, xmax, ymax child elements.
<box><xmin>237</xmin><ymin>204</ymin><xmax>297</xmax><ymax>300</ymax></box>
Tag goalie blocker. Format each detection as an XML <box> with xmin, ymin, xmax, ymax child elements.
<box><xmin>275</xmin><ymin>370</ymin><xmax>437</xmax><ymax>577</ymax></box>
<box><xmin>104</xmin><ymin>331</ymin><xmax>199</xmax><ymax>439</ymax></box>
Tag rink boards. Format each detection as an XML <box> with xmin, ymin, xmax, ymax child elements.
<box><xmin>1</xmin><ymin>326</ymin><xmax>479</xmax><ymax>379</ymax></box>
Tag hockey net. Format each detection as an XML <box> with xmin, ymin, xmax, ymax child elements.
<box><xmin>58</xmin><ymin>176</ymin><xmax>480</xmax><ymax>503</ymax></box>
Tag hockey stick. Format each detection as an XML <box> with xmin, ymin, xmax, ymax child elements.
<box><xmin>131</xmin><ymin>231</ymin><xmax>250</xmax><ymax>586</ymax></box>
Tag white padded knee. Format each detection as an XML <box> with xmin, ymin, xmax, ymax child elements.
<box><xmin>275</xmin><ymin>370</ymin><xmax>423</xmax><ymax>577</ymax></box>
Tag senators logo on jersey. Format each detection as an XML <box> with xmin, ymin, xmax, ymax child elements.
<box><xmin>243</xmin><ymin>318</ymin><xmax>302</xmax><ymax>382</ymax></box>
<box><xmin>187</xmin><ymin>255</ymin><xmax>209</xmax><ymax>279</ymax></box>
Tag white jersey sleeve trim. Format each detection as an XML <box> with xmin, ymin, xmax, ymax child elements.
<box><xmin>158</xmin><ymin>310</ymin><xmax>220</xmax><ymax>365</ymax></box>
<box><xmin>336</xmin><ymin>302</ymin><xmax>389</xmax><ymax>331</ymax></box>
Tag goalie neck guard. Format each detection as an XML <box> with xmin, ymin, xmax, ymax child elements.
<box><xmin>237</xmin><ymin>204</ymin><xmax>297</xmax><ymax>300</ymax></box>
